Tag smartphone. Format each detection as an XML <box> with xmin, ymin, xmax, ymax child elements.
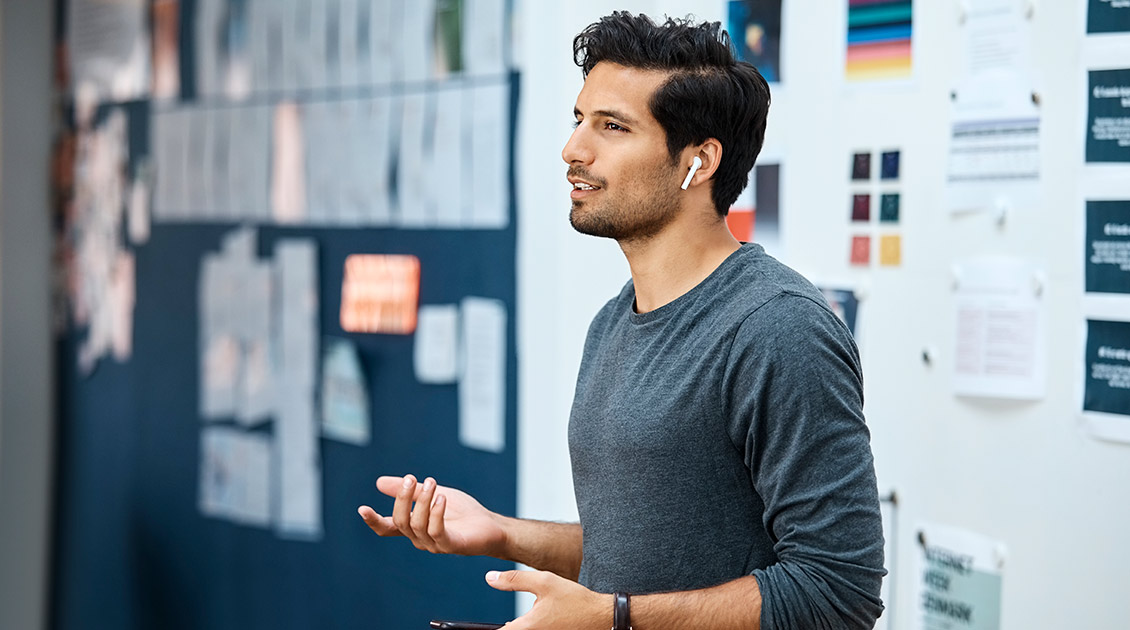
<box><xmin>429</xmin><ymin>621</ymin><xmax>504</xmax><ymax>630</ymax></box>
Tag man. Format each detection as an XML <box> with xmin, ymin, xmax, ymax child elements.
<box><xmin>359</xmin><ymin>13</ymin><xmax>885</xmax><ymax>629</ymax></box>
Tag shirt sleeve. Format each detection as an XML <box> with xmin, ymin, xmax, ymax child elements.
<box><xmin>721</xmin><ymin>291</ymin><xmax>886</xmax><ymax>629</ymax></box>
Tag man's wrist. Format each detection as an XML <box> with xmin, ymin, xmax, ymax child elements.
<box><xmin>489</xmin><ymin>513</ymin><xmax>517</xmax><ymax>560</ymax></box>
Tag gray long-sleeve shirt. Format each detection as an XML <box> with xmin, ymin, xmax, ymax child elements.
<box><xmin>568</xmin><ymin>243</ymin><xmax>885</xmax><ymax>629</ymax></box>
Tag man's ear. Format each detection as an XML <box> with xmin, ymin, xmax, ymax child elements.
<box><xmin>682</xmin><ymin>139</ymin><xmax>722</xmax><ymax>189</ymax></box>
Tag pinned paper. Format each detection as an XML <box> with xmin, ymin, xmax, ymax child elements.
<box><xmin>946</xmin><ymin>0</ymin><xmax>1040</xmax><ymax>213</ymax></box>
<box><xmin>340</xmin><ymin>254</ymin><xmax>421</xmax><ymax>334</ymax></box>
<box><xmin>415</xmin><ymin>304</ymin><xmax>460</xmax><ymax>384</ymax></box>
<box><xmin>275</xmin><ymin>239</ymin><xmax>322</xmax><ymax>539</ymax></box>
<box><xmin>469</xmin><ymin>83</ymin><xmax>510</xmax><ymax>228</ymax></box>
<box><xmin>321</xmin><ymin>337</ymin><xmax>371</xmax><ymax>445</ymax></box>
<box><xmin>912</xmin><ymin>522</ymin><xmax>1005</xmax><ymax>630</ymax></box>
<box><xmin>458</xmin><ymin>297</ymin><xmax>507</xmax><ymax>453</ymax></box>
<box><xmin>198</xmin><ymin>425</ymin><xmax>272</xmax><ymax>527</ymax></box>
<box><xmin>952</xmin><ymin>257</ymin><xmax>1046</xmax><ymax>400</ymax></box>
<box><xmin>1081</xmin><ymin>319</ymin><xmax>1130</xmax><ymax>444</ymax></box>
<box><xmin>198</xmin><ymin>228</ymin><xmax>274</xmax><ymax>425</ymax></box>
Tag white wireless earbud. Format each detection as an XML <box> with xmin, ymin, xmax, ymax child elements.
<box><xmin>681</xmin><ymin>156</ymin><xmax>702</xmax><ymax>190</ymax></box>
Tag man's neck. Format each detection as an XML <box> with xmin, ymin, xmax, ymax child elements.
<box><xmin>619</xmin><ymin>213</ymin><xmax>741</xmax><ymax>314</ymax></box>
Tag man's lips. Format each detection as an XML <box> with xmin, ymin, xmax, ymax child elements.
<box><xmin>567</xmin><ymin>173</ymin><xmax>602</xmax><ymax>199</ymax></box>
<box><xmin>570</xmin><ymin>182</ymin><xmax>600</xmax><ymax>200</ymax></box>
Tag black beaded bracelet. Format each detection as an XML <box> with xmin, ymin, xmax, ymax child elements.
<box><xmin>613</xmin><ymin>592</ymin><xmax>632</xmax><ymax>630</ymax></box>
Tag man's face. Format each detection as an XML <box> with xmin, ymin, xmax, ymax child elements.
<box><xmin>562</xmin><ymin>62</ymin><xmax>683</xmax><ymax>241</ymax></box>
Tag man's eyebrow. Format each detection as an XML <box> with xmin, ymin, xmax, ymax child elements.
<box><xmin>574</xmin><ymin>107</ymin><xmax>639</xmax><ymax>126</ymax></box>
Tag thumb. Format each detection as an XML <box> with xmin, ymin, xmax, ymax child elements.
<box><xmin>485</xmin><ymin>569</ymin><xmax>538</xmax><ymax>594</ymax></box>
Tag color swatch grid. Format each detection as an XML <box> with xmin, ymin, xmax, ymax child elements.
<box><xmin>846</xmin><ymin>0</ymin><xmax>913</xmax><ymax>81</ymax></box>
<box><xmin>849</xmin><ymin>149</ymin><xmax>903</xmax><ymax>267</ymax></box>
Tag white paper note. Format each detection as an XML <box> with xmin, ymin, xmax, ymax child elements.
<box><xmin>198</xmin><ymin>425</ymin><xmax>272</xmax><ymax>527</ymax></box>
<box><xmin>912</xmin><ymin>522</ymin><xmax>1006</xmax><ymax>630</ymax></box>
<box><xmin>952</xmin><ymin>257</ymin><xmax>1046</xmax><ymax>400</ymax></box>
<box><xmin>469</xmin><ymin>83</ymin><xmax>510</xmax><ymax>228</ymax></box>
<box><xmin>458</xmin><ymin>297</ymin><xmax>507</xmax><ymax>453</ymax></box>
<box><xmin>274</xmin><ymin>239</ymin><xmax>321</xmax><ymax>538</ymax></box>
<box><xmin>415</xmin><ymin>304</ymin><xmax>460</xmax><ymax>384</ymax></box>
<box><xmin>432</xmin><ymin>86</ymin><xmax>467</xmax><ymax>227</ymax></box>
<box><xmin>946</xmin><ymin>0</ymin><xmax>1040</xmax><ymax>214</ymax></box>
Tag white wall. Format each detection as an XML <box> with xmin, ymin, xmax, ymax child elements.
<box><xmin>515</xmin><ymin>2</ymin><xmax>1128</xmax><ymax>628</ymax></box>
<box><xmin>0</xmin><ymin>2</ymin><xmax>55</xmax><ymax>630</ymax></box>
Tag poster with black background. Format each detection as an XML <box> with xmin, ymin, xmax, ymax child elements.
<box><xmin>1084</xmin><ymin>319</ymin><xmax>1130</xmax><ymax>417</ymax></box>
<box><xmin>1086</xmin><ymin>200</ymin><xmax>1130</xmax><ymax>294</ymax></box>
<box><xmin>1088</xmin><ymin>0</ymin><xmax>1130</xmax><ymax>34</ymax></box>
<box><xmin>1086</xmin><ymin>69</ymin><xmax>1130</xmax><ymax>163</ymax></box>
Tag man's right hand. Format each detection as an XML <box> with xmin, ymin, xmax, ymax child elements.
<box><xmin>357</xmin><ymin>475</ymin><xmax>509</xmax><ymax>558</ymax></box>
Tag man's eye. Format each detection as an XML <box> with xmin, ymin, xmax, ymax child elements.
<box><xmin>605</xmin><ymin>122</ymin><xmax>627</xmax><ymax>132</ymax></box>
<box><xmin>572</xmin><ymin>119</ymin><xmax>581</xmax><ymax>129</ymax></box>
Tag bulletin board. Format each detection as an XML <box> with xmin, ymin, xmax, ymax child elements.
<box><xmin>50</xmin><ymin>1</ymin><xmax>520</xmax><ymax>629</ymax></box>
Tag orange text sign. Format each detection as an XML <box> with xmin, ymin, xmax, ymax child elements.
<box><xmin>340</xmin><ymin>254</ymin><xmax>420</xmax><ymax>334</ymax></box>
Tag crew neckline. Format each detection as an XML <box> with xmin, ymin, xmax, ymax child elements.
<box><xmin>627</xmin><ymin>242</ymin><xmax>761</xmax><ymax>325</ymax></box>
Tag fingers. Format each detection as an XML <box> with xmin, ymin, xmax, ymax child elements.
<box><xmin>376</xmin><ymin>475</ymin><xmax>427</xmax><ymax>499</ymax></box>
<box><xmin>357</xmin><ymin>505</ymin><xmax>401</xmax><ymax>537</ymax></box>
<box><xmin>410</xmin><ymin>477</ymin><xmax>438</xmax><ymax>547</ymax></box>
<box><xmin>427</xmin><ymin>493</ymin><xmax>447</xmax><ymax>542</ymax></box>
<box><xmin>384</xmin><ymin>474</ymin><xmax>446</xmax><ymax>551</ymax></box>
<box><xmin>391</xmin><ymin>475</ymin><xmax>418</xmax><ymax>541</ymax></box>
<box><xmin>485</xmin><ymin>569</ymin><xmax>546</xmax><ymax>594</ymax></box>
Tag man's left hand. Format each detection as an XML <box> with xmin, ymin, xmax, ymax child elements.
<box><xmin>485</xmin><ymin>569</ymin><xmax>611</xmax><ymax>630</ymax></box>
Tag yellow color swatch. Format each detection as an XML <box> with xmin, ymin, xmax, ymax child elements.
<box><xmin>879</xmin><ymin>234</ymin><xmax>902</xmax><ymax>266</ymax></box>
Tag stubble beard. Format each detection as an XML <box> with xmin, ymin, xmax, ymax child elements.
<box><xmin>568</xmin><ymin>165</ymin><xmax>682</xmax><ymax>242</ymax></box>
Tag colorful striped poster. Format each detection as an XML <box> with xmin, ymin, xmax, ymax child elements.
<box><xmin>846</xmin><ymin>0</ymin><xmax>913</xmax><ymax>81</ymax></box>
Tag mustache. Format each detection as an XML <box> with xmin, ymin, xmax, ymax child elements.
<box><xmin>567</xmin><ymin>165</ymin><xmax>606</xmax><ymax>188</ymax></box>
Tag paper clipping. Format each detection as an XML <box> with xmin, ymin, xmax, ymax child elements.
<box><xmin>946</xmin><ymin>0</ymin><xmax>1040</xmax><ymax>214</ymax></box>
<box><xmin>1081</xmin><ymin>318</ymin><xmax>1130</xmax><ymax>444</ymax></box>
<box><xmin>913</xmin><ymin>522</ymin><xmax>1006</xmax><ymax>630</ymax></box>
<box><xmin>952</xmin><ymin>257</ymin><xmax>1046</xmax><ymax>400</ymax></box>
<box><xmin>321</xmin><ymin>337</ymin><xmax>371</xmax><ymax>445</ymax></box>
<box><xmin>458</xmin><ymin>297</ymin><xmax>507</xmax><ymax>453</ymax></box>
<box><xmin>415</xmin><ymin>304</ymin><xmax>461</xmax><ymax>384</ymax></box>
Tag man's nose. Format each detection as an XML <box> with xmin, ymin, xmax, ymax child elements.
<box><xmin>561</xmin><ymin>125</ymin><xmax>593</xmax><ymax>165</ymax></box>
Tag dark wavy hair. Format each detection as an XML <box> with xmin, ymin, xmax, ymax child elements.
<box><xmin>573</xmin><ymin>12</ymin><xmax>771</xmax><ymax>216</ymax></box>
